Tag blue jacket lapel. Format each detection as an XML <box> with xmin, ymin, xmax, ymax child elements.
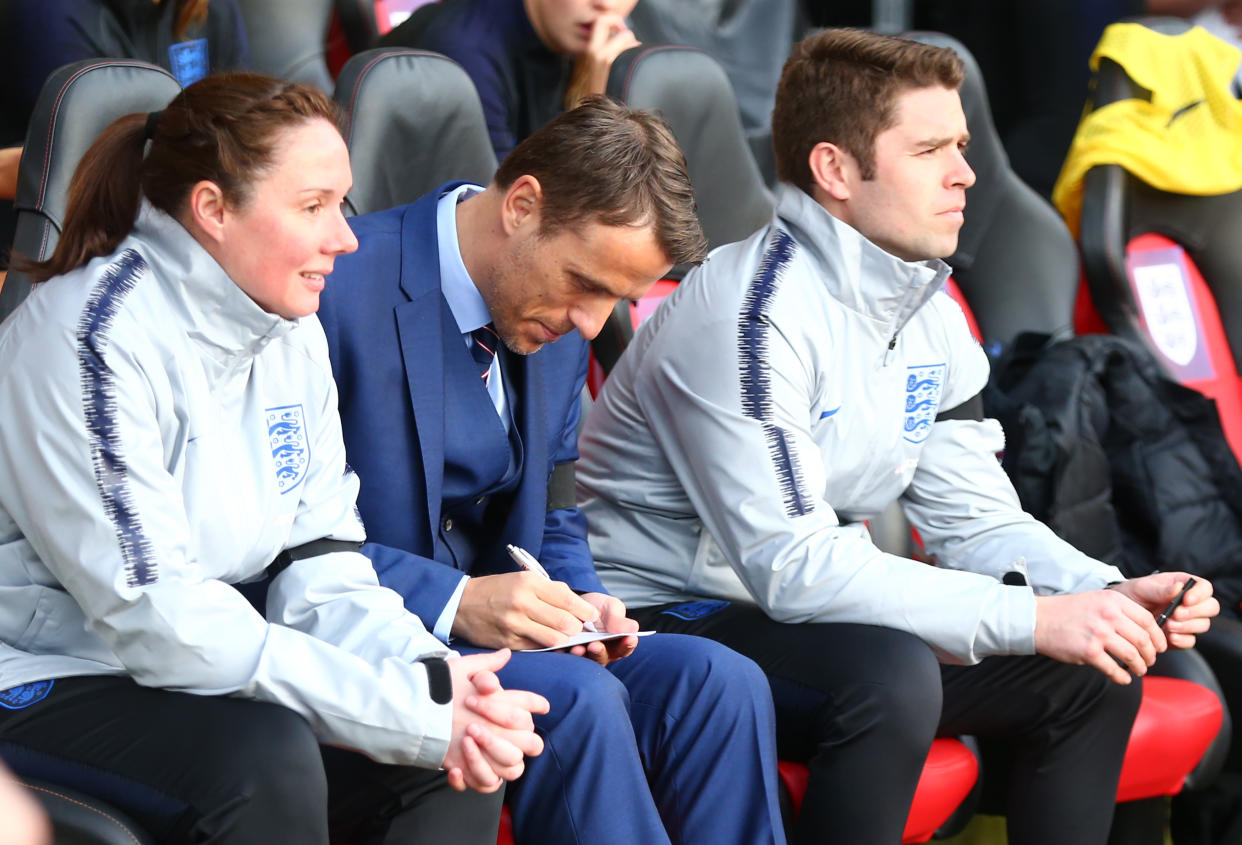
<box><xmin>393</xmin><ymin>191</ymin><xmax>451</xmax><ymax>546</ymax></box>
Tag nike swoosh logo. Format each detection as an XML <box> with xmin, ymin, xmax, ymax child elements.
<box><xmin>1167</xmin><ymin>99</ymin><xmax>1204</xmax><ymax>128</ymax></box>
<box><xmin>820</xmin><ymin>406</ymin><xmax>841</xmax><ymax>419</ymax></box>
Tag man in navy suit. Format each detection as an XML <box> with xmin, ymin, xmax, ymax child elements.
<box><xmin>317</xmin><ymin>98</ymin><xmax>785</xmax><ymax>845</ymax></box>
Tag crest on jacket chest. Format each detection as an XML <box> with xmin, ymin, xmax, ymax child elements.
<box><xmin>266</xmin><ymin>404</ymin><xmax>310</xmax><ymax>494</ymax></box>
<box><xmin>902</xmin><ymin>363</ymin><xmax>946</xmax><ymax>444</ymax></box>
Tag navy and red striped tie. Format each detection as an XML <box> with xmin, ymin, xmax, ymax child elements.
<box><xmin>470</xmin><ymin>323</ymin><xmax>499</xmax><ymax>385</ymax></box>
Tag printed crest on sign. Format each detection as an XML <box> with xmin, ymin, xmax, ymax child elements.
<box><xmin>903</xmin><ymin>363</ymin><xmax>947</xmax><ymax>444</ymax></box>
<box><xmin>266</xmin><ymin>404</ymin><xmax>310</xmax><ymax>494</ymax></box>
<box><xmin>1132</xmin><ymin>261</ymin><xmax>1198</xmax><ymax>366</ymax></box>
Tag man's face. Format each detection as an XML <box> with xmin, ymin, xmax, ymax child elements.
<box><xmin>524</xmin><ymin>0</ymin><xmax>640</xmax><ymax>55</ymax></box>
<box><xmin>480</xmin><ymin>218</ymin><xmax>671</xmax><ymax>355</ymax></box>
<box><xmin>839</xmin><ymin>85</ymin><xmax>975</xmax><ymax>262</ymax></box>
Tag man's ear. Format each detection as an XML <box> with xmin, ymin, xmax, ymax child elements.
<box><xmin>808</xmin><ymin>141</ymin><xmax>855</xmax><ymax>202</ymax></box>
<box><xmin>500</xmin><ymin>174</ymin><xmax>543</xmax><ymax>236</ymax></box>
<box><xmin>185</xmin><ymin>180</ymin><xmax>229</xmax><ymax>244</ymax></box>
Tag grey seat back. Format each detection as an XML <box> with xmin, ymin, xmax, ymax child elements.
<box><xmin>333</xmin><ymin>47</ymin><xmax>497</xmax><ymax>216</ymax></box>
<box><xmin>234</xmin><ymin>0</ymin><xmax>335</xmax><ymax>91</ymax></box>
<box><xmin>907</xmin><ymin>31</ymin><xmax>1079</xmax><ymax>349</ymax></box>
<box><xmin>606</xmin><ymin>44</ymin><xmax>772</xmax><ymax>257</ymax></box>
<box><xmin>0</xmin><ymin>59</ymin><xmax>181</xmax><ymax>321</ymax></box>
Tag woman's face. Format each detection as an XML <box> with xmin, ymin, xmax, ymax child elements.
<box><xmin>215</xmin><ymin>118</ymin><xmax>357</xmax><ymax>320</ymax></box>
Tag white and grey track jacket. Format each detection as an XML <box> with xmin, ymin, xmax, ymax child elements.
<box><xmin>0</xmin><ymin>204</ymin><xmax>453</xmax><ymax>767</ymax></box>
<box><xmin>577</xmin><ymin>184</ymin><xmax>1125</xmax><ymax>664</ymax></box>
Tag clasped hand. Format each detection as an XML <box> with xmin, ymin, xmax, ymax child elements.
<box><xmin>444</xmin><ymin>649</ymin><xmax>549</xmax><ymax>793</ymax></box>
<box><xmin>1033</xmin><ymin>572</ymin><xmax>1218</xmax><ymax>684</ymax></box>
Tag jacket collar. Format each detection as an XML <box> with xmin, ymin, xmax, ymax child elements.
<box><xmin>131</xmin><ymin>201</ymin><xmax>295</xmax><ymax>362</ymax></box>
<box><xmin>774</xmin><ymin>183</ymin><xmax>951</xmax><ymax>339</ymax></box>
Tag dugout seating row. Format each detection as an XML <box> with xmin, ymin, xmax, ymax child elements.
<box><xmin>3</xmin><ymin>19</ymin><xmax>1239</xmax><ymax>844</ymax></box>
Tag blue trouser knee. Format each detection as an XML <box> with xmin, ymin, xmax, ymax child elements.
<box><xmin>474</xmin><ymin>634</ymin><xmax>784</xmax><ymax>845</ymax></box>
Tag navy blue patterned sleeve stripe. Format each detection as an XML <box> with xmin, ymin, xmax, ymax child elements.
<box><xmin>737</xmin><ymin>229</ymin><xmax>814</xmax><ymax>518</ymax></box>
<box><xmin>76</xmin><ymin>249</ymin><xmax>159</xmax><ymax>587</ymax></box>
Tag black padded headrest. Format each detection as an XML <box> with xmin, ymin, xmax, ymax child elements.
<box><xmin>626</xmin><ymin>0</ymin><xmax>801</xmax><ymax>135</ymax></box>
<box><xmin>906</xmin><ymin>32</ymin><xmax>1079</xmax><ymax>347</ymax></box>
<box><xmin>606</xmin><ymin>44</ymin><xmax>773</xmax><ymax>253</ymax></box>
<box><xmin>0</xmin><ymin>59</ymin><xmax>181</xmax><ymax>320</ymax></box>
<box><xmin>333</xmin><ymin>48</ymin><xmax>497</xmax><ymax>216</ymax></box>
<box><xmin>234</xmin><ymin>0</ymin><xmax>335</xmax><ymax>91</ymax></box>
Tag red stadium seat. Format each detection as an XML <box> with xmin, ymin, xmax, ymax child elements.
<box><xmin>1076</xmin><ymin>19</ymin><xmax>1242</xmax><ymax>465</ymax></box>
<box><xmin>1118</xmin><ymin>677</ymin><xmax>1224</xmax><ymax>803</ymax></box>
<box><xmin>778</xmin><ymin>739</ymin><xmax>979</xmax><ymax>845</ymax></box>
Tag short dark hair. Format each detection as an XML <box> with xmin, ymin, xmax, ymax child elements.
<box><xmin>494</xmin><ymin>95</ymin><xmax>707</xmax><ymax>266</ymax></box>
<box><xmin>772</xmin><ymin>29</ymin><xmax>964</xmax><ymax>190</ymax></box>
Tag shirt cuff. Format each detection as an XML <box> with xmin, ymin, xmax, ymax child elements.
<box><xmin>433</xmin><ymin>575</ymin><xmax>469</xmax><ymax>643</ymax></box>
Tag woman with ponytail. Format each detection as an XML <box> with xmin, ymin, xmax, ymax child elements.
<box><xmin>0</xmin><ymin>73</ymin><xmax>546</xmax><ymax>844</ymax></box>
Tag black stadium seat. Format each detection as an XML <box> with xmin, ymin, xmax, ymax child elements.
<box><xmin>0</xmin><ymin>59</ymin><xmax>181</xmax><ymax>322</ymax></box>
<box><xmin>21</xmin><ymin>779</ymin><xmax>156</xmax><ymax>845</ymax></box>
<box><xmin>605</xmin><ymin>43</ymin><xmax>772</xmax><ymax>255</ymax></box>
<box><xmin>907</xmin><ymin>31</ymin><xmax>1079</xmax><ymax>350</ymax></box>
<box><xmin>332</xmin><ymin>47</ymin><xmax>497</xmax><ymax>216</ymax></box>
<box><xmin>233</xmin><ymin>0</ymin><xmax>336</xmax><ymax>91</ymax></box>
<box><xmin>590</xmin><ymin>43</ymin><xmax>774</xmax><ymax>377</ymax></box>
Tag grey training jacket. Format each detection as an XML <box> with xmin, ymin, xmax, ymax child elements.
<box><xmin>0</xmin><ymin>204</ymin><xmax>453</xmax><ymax>767</ymax></box>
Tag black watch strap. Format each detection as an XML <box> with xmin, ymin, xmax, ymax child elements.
<box><xmin>418</xmin><ymin>657</ymin><xmax>452</xmax><ymax>705</ymax></box>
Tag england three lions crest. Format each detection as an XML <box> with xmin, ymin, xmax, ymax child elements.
<box><xmin>903</xmin><ymin>363</ymin><xmax>946</xmax><ymax>444</ymax></box>
<box><xmin>266</xmin><ymin>404</ymin><xmax>310</xmax><ymax>494</ymax></box>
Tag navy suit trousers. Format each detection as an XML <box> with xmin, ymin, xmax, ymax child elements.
<box><xmin>459</xmin><ymin>633</ymin><xmax>785</xmax><ymax>845</ymax></box>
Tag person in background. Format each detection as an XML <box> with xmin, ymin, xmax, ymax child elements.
<box><xmin>316</xmin><ymin>96</ymin><xmax>786</xmax><ymax>845</ymax></box>
<box><xmin>382</xmin><ymin>0</ymin><xmax>640</xmax><ymax>160</ymax></box>
<box><xmin>0</xmin><ymin>72</ymin><xmax>545</xmax><ymax>844</ymax></box>
<box><xmin>577</xmin><ymin>29</ymin><xmax>1219</xmax><ymax>845</ymax></box>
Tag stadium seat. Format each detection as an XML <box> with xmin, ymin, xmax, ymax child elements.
<box><xmin>22</xmin><ymin>779</ymin><xmax>155</xmax><ymax>845</ymax></box>
<box><xmin>589</xmin><ymin>43</ymin><xmax>774</xmax><ymax>381</ymax></box>
<box><xmin>1075</xmin><ymin>16</ymin><xmax>1242</xmax><ymax>462</ymax></box>
<box><xmin>626</xmin><ymin>0</ymin><xmax>806</xmax><ymax>185</ymax></box>
<box><xmin>605</xmin><ymin>44</ymin><xmax>772</xmax><ymax>257</ymax></box>
<box><xmin>234</xmin><ymin>0</ymin><xmax>337</xmax><ymax>91</ymax></box>
<box><xmin>779</xmin><ymin>740</ymin><xmax>979</xmax><ymax>844</ymax></box>
<box><xmin>0</xmin><ymin>58</ymin><xmax>181</xmax><ymax>322</ymax></box>
<box><xmin>332</xmin><ymin>47</ymin><xmax>497</xmax><ymax>217</ymax></box>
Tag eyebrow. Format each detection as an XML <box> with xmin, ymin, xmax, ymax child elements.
<box><xmin>916</xmin><ymin>133</ymin><xmax>971</xmax><ymax>149</ymax></box>
<box><xmin>572</xmin><ymin>268</ymin><xmax>646</xmax><ymax>300</ymax></box>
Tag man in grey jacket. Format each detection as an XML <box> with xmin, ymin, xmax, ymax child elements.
<box><xmin>576</xmin><ymin>28</ymin><xmax>1220</xmax><ymax>845</ymax></box>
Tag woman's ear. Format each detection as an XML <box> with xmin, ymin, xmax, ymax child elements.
<box><xmin>184</xmin><ymin>180</ymin><xmax>229</xmax><ymax>244</ymax></box>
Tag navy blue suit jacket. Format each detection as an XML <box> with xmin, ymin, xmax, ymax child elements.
<box><xmin>316</xmin><ymin>184</ymin><xmax>605</xmax><ymax>626</ymax></box>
